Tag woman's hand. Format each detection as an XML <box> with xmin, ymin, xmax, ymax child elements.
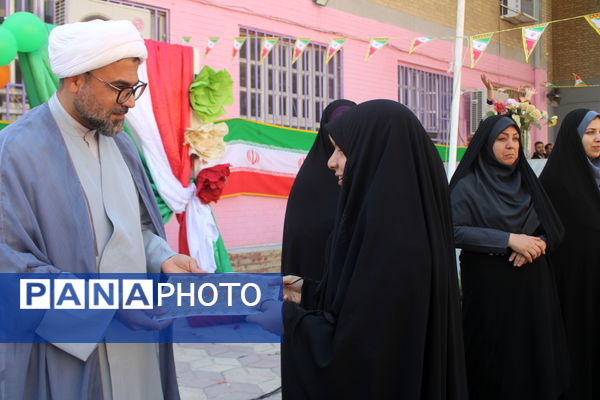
<box><xmin>283</xmin><ymin>275</ymin><xmax>303</xmax><ymax>304</ymax></box>
<box><xmin>481</xmin><ymin>73</ymin><xmax>494</xmax><ymax>101</ymax></box>
<box><xmin>509</xmin><ymin>251</ymin><xmax>528</xmax><ymax>267</ymax></box>
<box><xmin>508</xmin><ymin>234</ymin><xmax>547</xmax><ymax>263</ymax></box>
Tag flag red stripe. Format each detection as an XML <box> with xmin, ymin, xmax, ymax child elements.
<box><xmin>221</xmin><ymin>171</ymin><xmax>295</xmax><ymax>198</ymax></box>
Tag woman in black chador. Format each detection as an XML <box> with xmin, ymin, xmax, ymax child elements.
<box><xmin>281</xmin><ymin>100</ymin><xmax>468</xmax><ymax>399</ymax></box>
<box><xmin>450</xmin><ymin>115</ymin><xmax>569</xmax><ymax>400</ymax></box>
<box><xmin>539</xmin><ymin>109</ymin><xmax>600</xmax><ymax>399</ymax></box>
<box><xmin>281</xmin><ymin>99</ymin><xmax>356</xmax><ymax>280</ymax></box>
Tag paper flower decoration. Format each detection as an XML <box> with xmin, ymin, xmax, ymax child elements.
<box><xmin>195</xmin><ymin>164</ymin><xmax>231</xmax><ymax>204</ymax></box>
<box><xmin>184</xmin><ymin>122</ymin><xmax>229</xmax><ymax>161</ymax></box>
<box><xmin>189</xmin><ymin>66</ymin><xmax>233</xmax><ymax>123</ymax></box>
<box><xmin>487</xmin><ymin>98</ymin><xmax>551</xmax><ymax>132</ymax></box>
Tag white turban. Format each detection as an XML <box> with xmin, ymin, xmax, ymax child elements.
<box><xmin>49</xmin><ymin>19</ymin><xmax>147</xmax><ymax>78</ymax></box>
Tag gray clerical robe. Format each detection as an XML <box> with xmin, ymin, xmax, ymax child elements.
<box><xmin>0</xmin><ymin>102</ymin><xmax>180</xmax><ymax>400</ymax></box>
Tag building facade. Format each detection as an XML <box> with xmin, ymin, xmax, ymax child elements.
<box><xmin>1</xmin><ymin>0</ymin><xmax>597</xmax><ymax>260</ymax></box>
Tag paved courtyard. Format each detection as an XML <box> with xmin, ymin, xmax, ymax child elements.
<box><xmin>175</xmin><ymin>342</ymin><xmax>282</xmax><ymax>400</ymax></box>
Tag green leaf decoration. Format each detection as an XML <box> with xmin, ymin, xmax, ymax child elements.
<box><xmin>189</xmin><ymin>66</ymin><xmax>233</xmax><ymax>123</ymax></box>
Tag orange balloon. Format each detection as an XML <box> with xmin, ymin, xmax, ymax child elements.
<box><xmin>0</xmin><ymin>65</ymin><xmax>9</xmax><ymax>89</ymax></box>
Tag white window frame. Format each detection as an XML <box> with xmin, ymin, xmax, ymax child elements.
<box><xmin>239</xmin><ymin>27</ymin><xmax>343</xmax><ymax>131</ymax></box>
<box><xmin>398</xmin><ymin>65</ymin><xmax>453</xmax><ymax>143</ymax></box>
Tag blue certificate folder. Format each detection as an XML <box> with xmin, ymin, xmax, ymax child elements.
<box><xmin>0</xmin><ymin>273</ymin><xmax>283</xmax><ymax>343</ymax></box>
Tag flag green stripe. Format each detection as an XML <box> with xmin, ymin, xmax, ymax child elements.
<box><xmin>222</xmin><ymin>118</ymin><xmax>316</xmax><ymax>151</ymax></box>
<box><xmin>221</xmin><ymin>118</ymin><xmax>466</xmax><ymax>162</ymax></box>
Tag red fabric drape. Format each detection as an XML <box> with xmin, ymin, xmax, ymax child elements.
<box><xmin>145</xmin><ymin>39</ymin><xmax>194</xmax><ymax>254</ymax></box>
<box><xmin>145</xmin><ymin>39</ymin><xmax>193</xmax><ymax>186</ymax></box>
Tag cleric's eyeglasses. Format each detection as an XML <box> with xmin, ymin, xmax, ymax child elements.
<box><xmin>87</xmin><ymin>72</ymin><xmax>147</xmax><ymax>105</ymax></box>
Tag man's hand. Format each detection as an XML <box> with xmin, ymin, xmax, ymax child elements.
<box><xmin>161</xmin><ymin>254</ymin><xmax>207</xmax><ymax>273</ymax></box>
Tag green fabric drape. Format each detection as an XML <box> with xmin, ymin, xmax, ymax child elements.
<box><xmin>213</xmin><ymin>214</ymin><xmax>233</xmax><ymax>273</ymax></box>
<box><xmin>17</xmin><ymin>24</ymin><xmax>59</xmax><ymax>108</ymax></box>
<box><xmin>123</xmin><ymin>125</ymin><xmax>173</xmax><ymax>223</ymax></box>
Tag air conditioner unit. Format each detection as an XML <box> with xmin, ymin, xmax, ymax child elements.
<box><xmin>466</xmin><ymin>89</ymin><xmax>485</xmax><ymax>135</ymax></box>
<box><xmin>500</xmin><ymin>0</ymin><xmax>536</xmax><ymax>24</ymax></box>
<box><xmin>54</xmin><ymin>0</ymin><xmax>152</xmax><ymax>39</ymax></box>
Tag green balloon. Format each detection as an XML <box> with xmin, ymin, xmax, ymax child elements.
<box><xmin>0</xmin><ymin>26</ymin><xmax>18</xmax><ymax>66</ymax></box>
<box><xmin>2</xmin><ymin>12</ymin><xmax>47</xmax><ymax>53</ymax></box>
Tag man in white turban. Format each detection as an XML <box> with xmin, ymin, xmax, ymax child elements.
<box><xmin>0</xmin><ymin>19</ymin><xmax>204</xmax><ymax>400</ymax></box>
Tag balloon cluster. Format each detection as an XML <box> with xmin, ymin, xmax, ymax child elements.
<box><xmin>0</xmin><ymin>12</ymin><xmax>48</xmax><ymax>62</ymax></box>
<box><xmin>0</xmin><ymin>12</ymin><xmax>48</xmax><ymax>88</ymax></box>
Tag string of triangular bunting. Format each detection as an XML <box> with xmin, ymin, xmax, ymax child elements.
<box><xmin>185</xmin><ymin>13</ymin><xmax>598</xmax><ymax>67</ymax></box>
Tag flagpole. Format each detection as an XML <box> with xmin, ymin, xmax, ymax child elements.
<box><xmin>447</xmin><ymin>0</ymin><xmax>466</xmax><ymax>178</ymax></box>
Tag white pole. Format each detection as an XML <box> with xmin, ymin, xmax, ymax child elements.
<box><xmin>447</xmin><ymin>0</ymin><xmax>466</xmax><ymax>178</ymax></box>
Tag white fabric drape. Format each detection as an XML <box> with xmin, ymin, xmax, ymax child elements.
<box><xmin>126</xmin><ymin>61</ymin><xmax>219</xmax><ymax>272</ymax></box>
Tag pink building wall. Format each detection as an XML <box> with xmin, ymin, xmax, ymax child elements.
<box><xmin>150</xmin><ymin>0</ymin><xmax>550</xmax><ymax>249</ymax></box>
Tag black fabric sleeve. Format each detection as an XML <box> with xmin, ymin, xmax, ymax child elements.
<box><xmin>454</xmin><ymin>226</ymin><xmax>510</xmax><ymax>254</ymax></box>
<box><xmin>300</xmin><ymin>277</ymin><xmax>320</xmax><ymax>310</ymax></box>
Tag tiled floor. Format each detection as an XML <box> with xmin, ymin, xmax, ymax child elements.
<box><xmin>175</xmin><ymin>343</ymin><xmax>282</xmax><ymax>400</ymax></box>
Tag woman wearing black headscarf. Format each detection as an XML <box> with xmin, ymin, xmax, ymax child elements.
<box><xmin>280</xmin><ymin>100</ymin><xmax>468</xmax><ymax>399</ymax></box>
<box><xmin>539</xmin><ymin>109</ymin><xmax>600</xmax><ymax>400</ymax></box>
<box><xmin>281</xmin><ymin>99</ymin><xmax>356</xmax><ymax>280</ymax></box>
<box><xmin>450</xmin><ymin>115</ymin><xmax>569</xmax><ymax>400</ymax></box>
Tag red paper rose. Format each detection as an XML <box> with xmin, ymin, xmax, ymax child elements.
<box><xmin>195</xmin><ymin>163</ymin><xmax>231</xmax><ymax>204</ymax></box>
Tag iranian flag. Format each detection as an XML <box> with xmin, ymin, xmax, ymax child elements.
<box><xmin>522</xmin><ymin>23</ymin><xmax>548</xmax><ymax>63</ymax></box>
<box><xmin>365</xmin><ymin>37</ymin><xmax>389</xmax><ymax>60</ymax></box>
<box><xmin>408</xmin><ymin>36</ymin><xmax>434</xmax><ymax>54</ymax></box>
<box><xmin>292</xmin><ymin>38</ymin><xmax>311</xmax><ymax>64</ymax></box>
<box><xmin>214</xmin><ymin>119</ymin><xmax>468</xmax><ymax>199</ymax></box>
<box><xmin>325</xmin><ymin>38</ymin><xmax>346</xmax><ymax>64</ymax></box>
<box><xmin>573</xmin><ymin>73</ymin><xmax>587</xmax><ymax>87</ymax></box>
<box><xmin>470</xmin><ymin>33</ymin><xmax>493</xmax><ymax>68</ymax></box>
<box><xmin>260</xmin><ymin>38</ymin><xmax>279</xmax><ymax>63</ymax></box>
<box><xmin>585</xmin><ymin>13</ymin><xmax>600</xmax><ymax>35</ymax></box>
<box><xmin>231</xmin><ymin>37</ymin><xmax>246</xmax><ymax>61</ymax></box>
<box><xmin>205</xmin><ymin>37</ymin><xmax>219</xmax><ymax>57</ymax></box>
<box><xmin>219</xmin><ymin>119</ymin><xmax>315</xmax><ymax>198</ymax></box>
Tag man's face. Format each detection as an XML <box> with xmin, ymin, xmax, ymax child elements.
<box><xmin>535</xmin><ymin>142</ymin><xmax>545</xmax><ymax>153</ymax></box>
<box><xmin>73</xmin><ymin>58</ymin><xmax>140</xmax><ymax>137</ymax></box>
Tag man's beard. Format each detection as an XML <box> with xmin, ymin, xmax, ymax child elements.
<box><xmin>73</xmin><ymin>87</ymin><xmax>128</xmax><ymax>137</ymax></box>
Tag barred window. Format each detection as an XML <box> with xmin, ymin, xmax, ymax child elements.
<box><xmin>398</xmin><ymin>65</ymin><xmax>453</xmax><ymax>143</ymax></box>
<box><xmin>239</xmin><ymin>27</ymin><xmax>343</xmax><ymax>131</ymax></box>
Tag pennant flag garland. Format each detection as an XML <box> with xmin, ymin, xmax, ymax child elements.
<box><xmin>325</xmin><ymin>38</ymin><xmax>346</xmax><ymax>64</ymax></box>
<box><xmin>585</xmin><ymin>13</ymin><xmax>600</xmax><ymax>35</ymax></box>
<box><xmin>365</xmin><ymin>37</ymin><xmax>390</xmax><ymax>60</ymax></box>
<box><xmin>573</xmin><ymin>73</ymin><xmax>587</xmax><ymax>87</ymax></box>
<box><xmin>181</xmin><ymin>37</ymin><xmax>192</xmax><ymax>45</ymax></box>
<box><xmin>260</xmin><ymin>38</ymin><xmax>279</xmax><ymax>63</ymax></box>
<box><xmin>522</xmin><ymin>23</ymin><xmax>548</xmax><ymax>62</ymax></box>
<box><xmin>409</xmin><ymin>36</ymin><xmax>434</xmax><ymax>54</ymax></box>
<box><xmin>204</xmin><ymin>37</ymin><xmax>219</xmax><ymax>57</ymax></box>
<box><xmin>469</xmin><ymin>33</ymin><xmax>493</xmax><ymax>68</ymax></box>
<box><xmin>232</xmin><ymin>37</ymin><xmax>246</xmax><ymax>61</ymax></box>
<box><xmin>292</xmin><ymin>38</ymin><xmax>311</xmax><ymax>64</ymax></box>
